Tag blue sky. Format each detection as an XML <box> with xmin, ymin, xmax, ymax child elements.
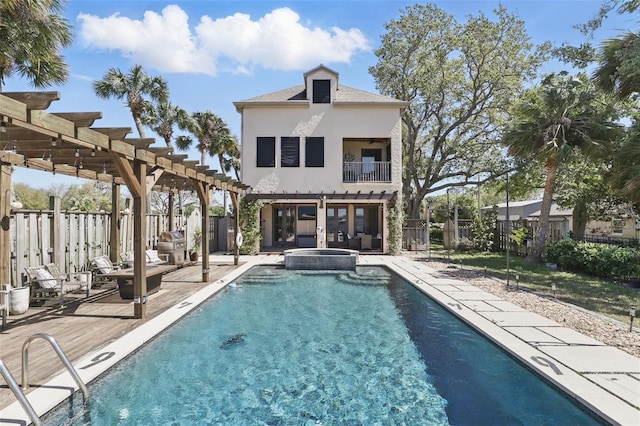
<box><xmin>4</xmin><ymin>0</ymin><xmax>635</xmax><ymax>188</ymax></box>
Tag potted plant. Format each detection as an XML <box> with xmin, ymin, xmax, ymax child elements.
<box><xmin>8</xmin><ymin>282</ymin><xmax>31</xmax><ymax>315</ymax></box>
<box><xmin>190</xmin><ymin>226</ymin><xmax>202</xmax><ymax>261</ymax></box>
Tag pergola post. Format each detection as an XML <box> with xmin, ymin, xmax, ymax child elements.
<box><xmin>110</xmin><ymin>183</ymin><xmax>121</xmax><ymax>263</ymax></box>
<box><xmin>192</xmin><ymin>180</ymin><xmax>210</xmax><ymax>282</ymax></box>
<box><xmin>133</xmin><ymin>159</ymin><xmax>148</xmax><ymax>319</ymax></box>
<box><xmin>49</xmin><ymin>196</ymin><xmax>64</xmax><ymax>268</ymax></box>
<box><xmin>168</xmin><ymin>192</ymin><xmax>175</xmax><ymax>231</ymax></box>
<box><xmin>0</xmin><ymin>161</ymin><xmax>12</xmax><ymax>286</ymax></box>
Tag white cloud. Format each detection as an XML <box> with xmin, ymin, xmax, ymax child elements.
<box><xmin>77</xmin><ymin>5</ymin><xmax>370</xmax><ymax>76</ymax></box>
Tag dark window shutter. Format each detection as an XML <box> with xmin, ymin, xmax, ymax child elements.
<box><xmin>257</xmin><ymin>137</ymin><xmax>275</xmax><ymax>167</ymax></box>
<box><xmin>281</xmin><ymin>137</ymin><xmax>300</xmax><ymax>167</ymax></box>
<box><xmin>305</xmin><ymin>137</ymin><xmax>324</xmax><ymax>167</ymax></box>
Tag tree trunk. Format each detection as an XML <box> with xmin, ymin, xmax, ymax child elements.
<box><xmin>572</xmin><ymin>197</ymin><xmax>588</xmax><ymax>238</ymax></box>
<box><xmin>133</xmin><ymin>115</ymin><xmax>146</xmax><ymax>138</ymax></box>
<box><xmin>526</xmin><ymin>163</ymin><xmax>558</xmax><ymax>263</ymax></box>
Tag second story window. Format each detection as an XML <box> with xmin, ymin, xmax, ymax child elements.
<box><xmin>257</xmin><ymin>137</ymin><xmax>275</xmax><ymax>167</ymax></box>
<box><xmin>305</xmin><ymin>137</ymin><xmax>324</xmax><ymax>167</ymax></box>
<box><xmin>313</xmin><ymin>80</ymin><xmax>331</xmax><ymax>103</ymax></box>
<box><xmin>281</xmin><ymin>137</ymin><xmax>300</xmax><ymax>167</ymax></box>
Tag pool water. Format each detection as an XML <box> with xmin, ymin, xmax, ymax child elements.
<box><xmin>46</xmin><ymin>266</ymin><xmax>599</xmax><ymax>425</ymax></box>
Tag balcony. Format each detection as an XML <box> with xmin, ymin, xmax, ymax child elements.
<box><xmin>343</xmin><ymin>161</ymin><xmax>391</xmax><ymax>183</ymax></box>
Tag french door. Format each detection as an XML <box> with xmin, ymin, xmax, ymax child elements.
<box><xmin>273</xmin><ymin>206</ymin><xmax>296</xmax><ymax>247</ymax></box>
<box><xmin>326</xmin><ymin>206</ymin><xmax>348</xmax><ymax>247</ymax></box>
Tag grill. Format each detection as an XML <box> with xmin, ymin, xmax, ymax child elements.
<box><xmin>158</xmin><ymin>231</ymin><xmax>186</xmax><ymax>265</ymax></box>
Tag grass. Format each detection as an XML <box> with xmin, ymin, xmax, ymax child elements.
<box><xmin>418</xmin><ymin>247</ymin><xmax>640</xmax><ymax>324</ymax></box>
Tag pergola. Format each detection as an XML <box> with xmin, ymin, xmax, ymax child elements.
<box><xmin>0</xmin><ymin>91</ymin><xmax>249</xmax><ymax>318</ymax></box>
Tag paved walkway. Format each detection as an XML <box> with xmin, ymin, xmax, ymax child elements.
<box><xmin>1</xmin><ymin>254</ymin><xmax>639</xmax><ymax>425</ymax></box>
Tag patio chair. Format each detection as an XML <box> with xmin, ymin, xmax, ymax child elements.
<box><xmin>90</xmin><ymin>255</ymin><xmax>123</xmax><ymax>287</ymax></box>
<box><xmin>146</xmin><ymin>249</ymin><xmax>169</xmax><ymax>265</ymax></box>
<box><xmin>360</xmin><ymin>235</ymin><xmax>372</xmax><ymax>250</ymax></box>
<box><xmin>24</xmin><ymin>264</ymin><xmax>91</xmax><ymax>307</ymax></box>
<box><xmin>117</xmin><ymin>250</ymin><xmax>168</xmax><ymax>268</ymax></box>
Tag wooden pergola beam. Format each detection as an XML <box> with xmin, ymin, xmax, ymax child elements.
<box><xmin>0</xmin><ymin>91</ymin><xmax>251</xmax><ymax>319</ymax></box>
<box><xmin>2</xmin><ymin>91</ymin><xmax>60</xmax><ymax>110</ymax></box>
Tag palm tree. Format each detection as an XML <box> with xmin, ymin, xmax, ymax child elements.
<box><xmin>93</xmin><ymin>65</ymin><xmax>168</xmax><ymax>138</ymax></box>
<box><xmin>610</xmin><ymin>125</ymin><xmax>640</xmax><ymax>205</ymax></box>
<box><xmin>0</xmin><ymin>0</ymin><xmax>73</xmax><ymax>91</ymax></box>
<box><xmin>593</xmin><ymin>31</ymin><xmax>640</xmax><ymax>205</ymax></box>
<box><xmin>176</xmin><ymin>111</ymin><xmax>240</xmax><ymax>176</ymax></box>
<box><xmin>502</xmin><ymin>73</ymin><xmax>622</xmax><ymax>263</ymax></box>
<box><xmin>141</xmin><ymin>99</ymin><xmax>193</xmax><ymax>149</ymax></box>
<box><xmin>592</xmin><ymin>31</ymin><xmax>640</xmax><ymax>99</ymax></box>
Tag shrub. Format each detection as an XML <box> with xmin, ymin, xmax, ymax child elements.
<box><xmin>456</xmin><ymin>237</ymin><xmax>473</xmax><ymax>251</ymax></box>
<box><xmin>544</xmin><ymin>239</ymin><xmax>640</xmax><ymax>279</ymax></box>
<box><xmin>469</xmin><ymin>208</ymin><xmax>497</xmax><ymax>251</ymax></box>
<box><xmin>430</xmin><ymin>227</ymin><xmax>443</xmax><ymax>242</ymax></box>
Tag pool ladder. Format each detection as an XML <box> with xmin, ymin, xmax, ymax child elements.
<box><xmin>0</xmin><ymin>333</ymin><xmax>89</xmax><ymax>426</ymax></box>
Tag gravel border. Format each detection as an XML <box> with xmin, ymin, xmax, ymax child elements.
<box><xmin>409</xmin><ymin>255</ymin><xmax>640</xmax><ymax>358</ymax></box>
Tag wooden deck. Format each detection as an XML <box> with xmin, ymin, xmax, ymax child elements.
<box><xmin>0</xmin><ymin>261</ymin><xmax>243</xmax><ymax>410</ymax></box>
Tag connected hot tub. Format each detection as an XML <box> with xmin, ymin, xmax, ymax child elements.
<box><xmin>283</xmin><ymin>248</ymin><xmax>359</xmax><ymax>270</ymax></box>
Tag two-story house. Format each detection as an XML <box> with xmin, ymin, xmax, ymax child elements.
<box><xmin>234</xmin><ymin>65</ymin><xmax>407</xmax><ymax>253</ymax></box>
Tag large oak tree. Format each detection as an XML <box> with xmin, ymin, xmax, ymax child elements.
<box><xmin>369</xmin><ymin>4</ymin><xmax>548</xmax><ymax>218</ymax></box>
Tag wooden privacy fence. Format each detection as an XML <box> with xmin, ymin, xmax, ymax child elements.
<box><xmin>495</xmin><ymin>219</ymin><xmax>568</xmax><ymax>256</ymax></box>
<box><xmin>4</xmin><ymin>210</ymin><xmax>196</xmax><ymax>288</ymax></box>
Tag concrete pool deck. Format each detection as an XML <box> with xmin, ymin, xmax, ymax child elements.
<box><xmin>1</xmin><ymin>254</ymin><xmax>638</xmax><ymax>425</ymax></box>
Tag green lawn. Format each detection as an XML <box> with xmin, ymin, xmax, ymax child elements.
<box><xmin>422</xmin><ymin>249</ymin><xmax>639</xmax><ymax>324</ymax></box>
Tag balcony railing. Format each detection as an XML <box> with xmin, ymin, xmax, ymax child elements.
<box><xmin>343</xmin><ymin>161</ymin><xmax>391</xmax><ymax>183</ymax></box>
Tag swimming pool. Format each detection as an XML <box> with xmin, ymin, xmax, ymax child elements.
<box><xmin>45</xmin><ymin>266</ymin><xmax>600</xmax><ymax>424</ymax></box>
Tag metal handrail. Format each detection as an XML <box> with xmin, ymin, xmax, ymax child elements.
<box><xmin>0</xmin><ymin>359</ymin><xmax>41</xmax><ymax>426</ymax></box>
<box><xmin>22</xmin><ymin>333</ymin><xmax>89</xmax><ymax>404</ymax></box>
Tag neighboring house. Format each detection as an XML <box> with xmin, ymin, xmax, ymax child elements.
<box><xmin>234</xmin><ymin>65</ymin><xmax>408</xmax><ymax>252</ymax></box>
<box><xmin>480</xmin><ymin>200</ymin><xmax>543</xmax><ymax>221</ymax></box>
<box><xmin>482</xmin><ymin>200</ymin><xmax>639</xmax><ymax>242</ymax></box>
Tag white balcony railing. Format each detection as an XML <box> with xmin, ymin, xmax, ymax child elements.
<box><xmin>343</xmin><ymin>161</ymin><xmax>391</xmax><ymax>183</ymax></box>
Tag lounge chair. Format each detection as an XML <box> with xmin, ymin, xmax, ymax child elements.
<box><xmin>118</xmin><ymin>250</ymin><xmax>169</xmax><ymax>268</ymax></box>
<box><xmin>90</xmin><ymin>255</ymin><xmax>123</xmax><ymax>287</ymax></box>
<box><xmin>24</xmin><ymin>264</ymin><xmax>91</xmax><ymax>307</ymax></box>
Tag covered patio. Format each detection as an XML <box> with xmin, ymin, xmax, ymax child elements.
<box><xmin>0</xmin><ymin>91</ymin><xmax>248</xmax><ymax>319</ymax></box>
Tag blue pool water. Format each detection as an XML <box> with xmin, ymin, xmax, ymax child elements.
<box><xmin>46</xmin><ymin>266</ymin><xmax>600</xmax><ymax>425</ymax></box>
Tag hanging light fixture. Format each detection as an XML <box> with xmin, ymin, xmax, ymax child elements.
<box><xmin>0</xmin><ymin>122</ymin><xmax>6</xmax><ymax>133</ymax></box>
<box><xmin>75</xmin><ymin>148</ymin><xmax>80</xmax><ymax>157</ymax></box>
<box><xmin>51</xmin><ymin>137</ymin><xmax>57</xmax><ymax>147</ymax></box>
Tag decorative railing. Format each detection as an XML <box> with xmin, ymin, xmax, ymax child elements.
<box><xmin>343</xmin><ymin>161</ymin><xmax>391</xmax><ymax>183</ymax></box>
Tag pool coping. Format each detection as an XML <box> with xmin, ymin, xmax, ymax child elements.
<box><xmin>2</xmin><ymin>255</ymin><xmax>638</xmax><ymax>425</ymax></box>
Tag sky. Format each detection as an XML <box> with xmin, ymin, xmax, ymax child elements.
<box><xmin>3</xmin><ymin>0</ymin><xmax>636</xmax><ymax>189</ymax></box>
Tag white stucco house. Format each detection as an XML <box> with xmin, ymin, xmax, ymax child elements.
<box><xmin>234</xmin><ymin>65</ymin><xmax>408</xmax><ymax>252</ymax></box>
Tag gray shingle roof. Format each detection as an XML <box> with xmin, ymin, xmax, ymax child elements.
<box><xmin>234</xmin><ymin>84</ymin><xmax>408</xmax><ymax>110</ymax></box>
